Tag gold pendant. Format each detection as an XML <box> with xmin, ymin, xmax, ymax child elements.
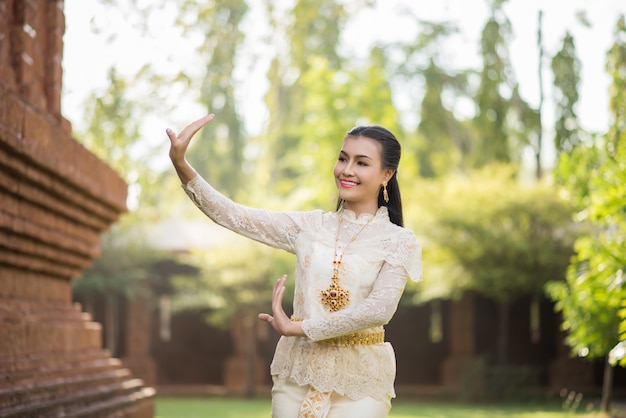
<box><xmin>320</xmin><ymin>274</ymin><xmax>350</xmax><ymax>312</ymax></box>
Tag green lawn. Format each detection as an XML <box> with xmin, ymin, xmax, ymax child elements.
<box><xmin>155</xmin><ymin>396</ymin><xmax>595</xmax><ymax>418</ymax></box>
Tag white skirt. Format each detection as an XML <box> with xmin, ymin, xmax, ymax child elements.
<box><xmin>271</xmin><ymin>376</ymin><xmax>391</xmax><ymax>418</ymax></box>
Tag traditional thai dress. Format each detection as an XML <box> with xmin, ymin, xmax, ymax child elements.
<box><xmin>182</xmin><ymin>175</ymin><xmax>422</xmax><ymax>418</ymax></box>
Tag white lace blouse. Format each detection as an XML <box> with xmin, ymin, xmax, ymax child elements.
<box><xmin>182</xmin><ymin>175</ymin><xmax>422</xmax><ymax>401</ymax></box>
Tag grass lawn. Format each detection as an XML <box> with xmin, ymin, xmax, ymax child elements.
<box><xmin>155</xmin><ymin>396</ymin><xmax>595</xmax><ymax>418</ymax></box>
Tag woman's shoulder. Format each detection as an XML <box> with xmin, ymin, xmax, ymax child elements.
<box><xmin>381</xmin><ymin>223</ymin><xmax>419</xmax><ymax>250</ymax></box>
<box><xmin>287</xmin><ymin>208</ymin><xmax>330</xmax><ymax>228</ymax></box>
<box><xmin>380</xmin><ymin>224</ymin><xmax>422</xmax><ymax>281</ymax></box>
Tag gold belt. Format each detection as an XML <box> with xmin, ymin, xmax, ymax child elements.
<box><xmin>291</xmin><ymin>316</ymin><xmax>385</xmax><ymax>346</ymax></box>
<box><xmin>321</xmin><ymin>331</ymin><xmax>385</xmax><ymax>346</ymax></box>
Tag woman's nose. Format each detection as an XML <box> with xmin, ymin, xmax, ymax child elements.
<box><xmin>342</xmin><ymin>162</ymin><xmax>355</xmax><ymax>175</ymax></box>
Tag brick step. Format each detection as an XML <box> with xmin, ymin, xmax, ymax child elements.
<box><xmin>0</xmin><ymin>348</ymin><xmax>114</xmax><ymax>376</ymax></box>
<box><xmin>56</xmin><ymin>387</ymin><xmax>155</xmax><ymax>418</ymax></box>
<box><xmin>0</xmin><ymin>378</ymin><xmax>155</xmax><ymax>418</ymax></box>
<box><xmin>0</xmin><ymin>367</ymin><xmax>133</xmax><ymax>409</ymax></box>
<box><xmin>0</xmin><ymin>301</ymin><xmax>92</xmax><ymax>324</ymax></box>
<box><xmin>0</xmin><ymin>357</ymin><xmax>123</xmax><ymax>389</ymax></box>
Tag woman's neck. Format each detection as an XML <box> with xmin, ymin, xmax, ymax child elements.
<box><xmin>342</xmin><ymin>201</ymin><xmax>379</xmax><ymax>218</ymax></box>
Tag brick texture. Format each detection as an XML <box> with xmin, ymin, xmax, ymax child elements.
<box><xmin>0</xmin><ymin>0</ymin><xmax>155</xmax><ymax>416</ymax></box>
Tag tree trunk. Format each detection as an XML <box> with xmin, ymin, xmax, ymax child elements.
<box><xmin>600</xmin><ymin>355</ymin><xmax>614</xmax><ymax>413</ymax></box>
<box><xmin>535</xmin><ymin>10</ymin><xmax>544</xmax><ymax>180</ymax></box>
<box><xmin>497</xmin><ymin>299</ymin><xmax>511</xmax><ymax>365</ymax></box>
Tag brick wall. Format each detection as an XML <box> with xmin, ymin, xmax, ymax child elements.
<box><xmin>0</xmin><ymin>0</ymin><xmax>154</xmax><ymax>415</ymax></box>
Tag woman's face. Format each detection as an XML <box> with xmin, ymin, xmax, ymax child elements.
<box><xmin>333</xmin><ymin>135</ymin><xmax>393</xmax><ymax>214</ymax></box>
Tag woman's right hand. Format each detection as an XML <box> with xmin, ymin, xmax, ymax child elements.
<box><xmin>166</xmin><ymin>114</ymin><xmax>215</xmax><ymax>165</ymax></box>
<box><xmin>258</xmin><ymin>275</ymin><xmax>305</xmax><ymax>337</ymax></box>
<box><xmin>166</xmin><ymin>114</ymin><xmax>215</xmax><ymax>184</ymax></box>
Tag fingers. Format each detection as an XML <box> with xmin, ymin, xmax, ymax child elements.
<box><xmin>259</xmin><ymin>275</ymin><xmax>293</xmax><ymax>334</ymax></box>
<box><xmin>258</xmin><ymin>313</ymin><xmax>273</xmax><ymax>323</ymax></box>
<box><xmin>178</xmin><ymin>114</ymin><xmax>215</xmax><ymax>139</ymax></box>
<box><xmin>272</xmin><ymin>275</ymin><xmax>287</xmax><ymax>311</ymax></box>
<box><xmin>165</xmin><ymin>114</ymin><xmax>215</xmax><ymax>143</ymax></box>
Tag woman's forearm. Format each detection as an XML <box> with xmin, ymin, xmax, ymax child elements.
<box><xmin>171</xmin><ymin>157</ymin><xmax>198</xmax><ymax>185</ymax></box>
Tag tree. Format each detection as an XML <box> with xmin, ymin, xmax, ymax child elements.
<box><xmin>178</xmin><ymin>0</ymin><xmax>249</xmax><ymax>198</ymax></box>
<box><xmin>256</xmin><ymin>0</ymin><xmax>350</xmax><ymax>204</ymax></box>
<box><xmin>472</xmin><ymin>1</ymin><xmax>514</xmax><ymax>166</ymax></box>
<box><xmin>551</xmin><ymin>32</ymin><xmax>582</xmax><ymax>153</ymax></box>
<box><xmin>73</xmin><ymin>67</ymin><xmax>171</xmax><ymax>354</ymax></box>
<box><xmin>419</xmin><ymin>165</ymin><xmax>576</xmax><ymax>365</ymax></box>
<box><xmin>547</xmin><ymin>15</ymin><xmax>626</xmax><ymax>413</ymax></box>
<box><xmin>393</xmin><ymin>19</ymin><xmax>473</xmax><ymax>178</ymax></box>
<box><xmin>415</xmin><ymin>58</ymin><xmax>472</xmax><ymax>177</ymax></box>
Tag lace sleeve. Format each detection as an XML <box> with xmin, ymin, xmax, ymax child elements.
<box><xmin>301</xmin><ymin>261</ymin><xmax>407</xmax><ymax>341</ymax></box>
<box><xmin>387</xmin><ymin>229</ymin><xmax>422</xmax><ymax>282</ymax></box>
<box><xmin>181</xmin><ymin>175</ymin><xmax>300</xmax><ymax>253</ymax></box>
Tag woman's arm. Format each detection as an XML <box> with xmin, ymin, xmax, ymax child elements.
<box><xmin>301</xmin><ymin>261</ymin><xmax>408</xmax><ymax>341</ymax></box>
<box><xmin>166</xmin><ymin>115</ymin><xmax>303</xmax><ymax>252</ymax></box>
<box><xmin>182</xmin><ymin>176</ymin><xmax>302</xmax><ymax>252</ymax></box>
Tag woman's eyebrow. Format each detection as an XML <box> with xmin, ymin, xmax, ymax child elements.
<box><xmin>339</xmin><ymin>150</ymin><xmax>373</xmax><ymax>160</ymax></box>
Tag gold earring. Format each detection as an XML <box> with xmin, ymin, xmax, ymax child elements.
<box><xmin>383</xmin><ymin>181</ymin><xmax>389</xmax><ymax>203</ymax></box>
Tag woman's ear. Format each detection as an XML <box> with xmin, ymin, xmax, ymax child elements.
<box><xmin>383</xmin><ymin>169</ymin><xmax>395</xmax><ymax>183</ymax></box>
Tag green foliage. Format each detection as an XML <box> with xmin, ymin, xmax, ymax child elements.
<box><xmin>546</xmin><ymin>233</ymin><xmax>623</xmax><ymax>359</ymax></box>
<box><xmin>606</xmin><ymin>15</ymin><xmax>626</xmax><ymax>153</ymax></box>
<box><xmin>555</xmin><ymin>134</ymin><xmax>626</xmax><ymax>361</ymax></box>
<box><xmin>74</xmin><ymin>66</ymin><xmax>172</xmax><ymax>296</ymax></box>
<box><xmin>73</xmin><ymin>226</ymin><xmax>156</xmax><ymax>298</ymax></box>
<box><xmin>255</xmin><ymin>47</ymin><xmax>404</xmax><ymax>210</ymax></box>
<box><xmin>551</xmin><ymin>32</ymin><xmax>582</xmax><ymax>153</ymax></box>
<box><xmin>548</xmin><ymin>15</ymin><xmax>626</xmax><ymax>368</ymax></box>
<box><xmin>416</xmin><ymin>59</ymin><xmax>472</xmax><ymax>178</ymax></box>
<box><xmin>553</xmin><ymin>135</ymin><xmax>604</xmax><ymax>211</ymax></box>
<box><xmin>414</xmin><ymin>165</ymin><xmax>576</xmax><ymax>303</ymax></box>
<box><xmin>80</xmin><ymin>67</ymin><xmax>149</xmax><ymax>181</ymax></box>
<box><xmin>180</xmin><ymin>0</ymin><xmax>249</xmax><ymax>198</ymax></box>
<box><xmin>472</xmin><ymin>6</ymin><xmax>514</xmax><ymax>166</ymax></box>
<box><xmin>256</xmin><ymin>0</ymin><xmax>386</xmax><ymax>210</ymax></box>
<box><xmin>393</xmin><ymin>20</ymin><xmax>472</xmax><ymax>178</ymax></box>
<box><xmin>289</xmin><ymin>0</ymin><xmax>346</xmax><ymax>70</ymax></box>
<box><xmin>171</xmin><ymin>240</ymin><xmax>296</xmax><ymax>328</ymax></box>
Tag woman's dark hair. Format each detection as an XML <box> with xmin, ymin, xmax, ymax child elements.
<box><xmin>335</xmin><ymin>125</ymin><xmax>404</xmax><ymax>227</ymax></box>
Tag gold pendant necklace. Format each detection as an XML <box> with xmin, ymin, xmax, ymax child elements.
<box><xmin>320</xmin><ymin>210</ymin><xmax>374</xmax><ymax>312</ymax></box>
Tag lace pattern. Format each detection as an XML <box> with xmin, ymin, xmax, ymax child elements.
<box><xmin>182</xmin><ymin>175</ymin><xmax>422</xmax><ymax>400</ymax></box>
<box><xmin>272</xmin><ymin>338</ymin><xmax>397</xmax><ymax>401</ymax></box>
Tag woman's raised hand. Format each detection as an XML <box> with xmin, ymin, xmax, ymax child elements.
<box><xmin>166</xmin><ymin>114</ymin><xmax>215</xmax><ymax>184</ymax></box>
<box><xmin>166</xmin><ymin>114</ymin><xmax>215</xmax><ymax>164</ymax></box>
<box><xmin>258</xmin><ymin>275</ymin><xmax>304</xmax><ymax>337</ymax></box>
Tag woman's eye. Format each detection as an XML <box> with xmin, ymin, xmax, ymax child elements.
<box><xmin>357</xmin><ymin>161</ymin><xmax>368</xmax><ymax>166</ymax></box>
<box><xmin>338</xmin><ymin>157</ymin><xmax>346</xmax><ymax>162</ymax></box>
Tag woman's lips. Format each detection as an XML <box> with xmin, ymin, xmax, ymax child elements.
<box><xmin>339</xmin><ymin>179</ymin><xmax>358</xmax><ymax>188</ymax></box>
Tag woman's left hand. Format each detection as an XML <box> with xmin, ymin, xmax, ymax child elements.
<box><xmin>258</xmin><ymin>275</ymin><xmax>304</xmax><ymax>337</ymax></box>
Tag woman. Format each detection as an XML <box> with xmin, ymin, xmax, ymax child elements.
<box><xmin>166</xmin><ymin>114</ymin><xmax>421</xmax><ymax>417</ymax></box>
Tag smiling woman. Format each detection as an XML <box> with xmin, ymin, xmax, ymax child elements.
<box><xmin>166</xmin><ymin>115</ymin><xmax>421</xmax><ymax>418</ymax></box>
<box><xmin>334</xmin><ymin>125</ymin><xmax>404</xmax><ymax>226</ymax></box>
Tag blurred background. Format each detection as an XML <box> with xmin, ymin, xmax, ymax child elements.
<box><xmin>59</xmin><ymin>0</ymin><xmax>626</xmax><ymax>411</ymax></box>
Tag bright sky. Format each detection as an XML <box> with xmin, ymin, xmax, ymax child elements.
<box><xmin>62</xmin><ymin>0</ymin><xmax>626</xmax><ymax>153</ymax></box>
